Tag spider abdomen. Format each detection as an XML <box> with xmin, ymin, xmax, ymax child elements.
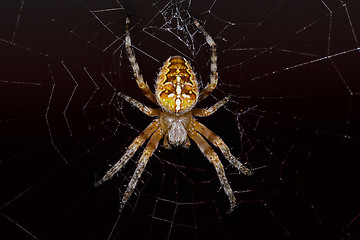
<box><xmin>156</xmin><ymin>56</ymin><xmax>199</xmax><ymax>114</ymax></box>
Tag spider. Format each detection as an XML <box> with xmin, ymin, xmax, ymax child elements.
<box><xmin>95</xmin><ymin>17</ymin><xmax>253</xmax><ymax>213</ymax></box>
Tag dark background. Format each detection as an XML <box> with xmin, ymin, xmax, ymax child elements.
<box><xmin>1</xmin><ymin>0</ymin><xmax>360</xmax><ymax>239</ymax></box>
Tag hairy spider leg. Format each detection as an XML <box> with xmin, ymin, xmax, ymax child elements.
<box><xmin>119</xmin><ymin>128</ymin><xmax>165</xmax><ymax>213</ymax></box>
<box><xmin>193</xmin><ymin>120</ymin><xmax>253</xmax><ymax>176</ymax></box>
<box><xmin>193</xmin><ymin>20</ymin><xmax>218</xmax><ymax>101</ymax></box>
<box><xmin>118</xmin><ymin>92</ymin><xmax>161</xmax><ymax>117</ymax></box>
<box><xmin>125</xmin><ymin>17</ymin><xmax>157</xmax><ymax>104</ymax></box>
<box><xmin>188</xmin><ymin>128</ymin><xmax>237</xmax><ymax>213</ymax></box>
<box><xmin>192</xmin><ymin>95</ymin><xmax>230</xmax><ymax>117</ymax></box>
<box><xmin>95</xmin><ymin>119</ymin><xmax>160</xmax><ymax>187</ymax></box>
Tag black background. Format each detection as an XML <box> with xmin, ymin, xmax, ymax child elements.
<box><xmin>1</xmin><ymin>0</ymin><xmax>360</xmax><ymax>239</ymax></box>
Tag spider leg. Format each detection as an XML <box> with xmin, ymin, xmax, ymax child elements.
<box><xmin>125</xmin><ymin>17</ymin><xmax>157</xmax><ymax>104</ymax></box>
<box><xmin>119</xmin><ymin>128</ymin><xmax>165</xmax><ymax>213</ymax></box>
<box><xmin>118</xmin><ymin>92</ymin><xmax>160</xmax><ymax>117</ymax></box>
<box><xmin>188</xmin><ymin>129</ymin><xmax>237</xmax><ymax>213</ymax></box>
<box><xmin>192</xmin><ymin>96</ymin><xmax>230</xmax><ymax>117</ymax></box>
<box><xmin>95</xmin><ymin>119</ymin><xmax>160</xmax><ymax>187</ymax></box>
<box><xmin>193</xmin><ymin>120</ymin><xmax>253</xmax><ymax>176</ymax></box>
<box><xmin>193</xmin><ymin>20</ymin><xmax>218</xmax><ymax>101</ymax></box>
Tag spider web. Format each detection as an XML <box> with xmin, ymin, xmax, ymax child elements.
<box><xmin>1</xmin><ymin>0</ymin><xmax>360</xmax><ymax>239</ymax></box>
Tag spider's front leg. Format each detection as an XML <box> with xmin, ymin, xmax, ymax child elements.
<box><xmin>193</xmin><ymin>20</ymin><xmax>218</xmax><ymax>101</ymax></box>
<box><xmin>125</xmin><ymin>17</ymin><xmax>157</xmax><ymax>104</ymax></box>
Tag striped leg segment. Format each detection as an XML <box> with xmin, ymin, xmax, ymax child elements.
<box><xmin>118</xmin><ymin>92</ymin><xmax>160</xmax><ymax>117</ymax></box>
<box><xmin>95</xmin><ymin>119</ymin><xmax>160</xmax><ymax>187</ymax></box>
<box><xmin>119</xmin><ymin>128</ymin><xmax>165</xmax><ymax>213</ymax></box>
<box><xmin>193</xmin><ymin>120</ymin><xmax>253</xmax><ymax>176</ymax></box>
<box><xmin>193</xmin><ymin>20</ymin><xmax>218</xmax><ymax>101</ymax></box>
<box><xmin>125</xmin><ymin>17</ymin><xmax>157</xmax><ymax>104</ymax></box>
<box><xmin>192</xmin><ymin>96</ymin><xmax>230</xmax><ymax>117</ymax></box>
<box><xmin>188</xmin><ymin>129</ymin><xmax>237</xmax><ymax>213</ymax></box>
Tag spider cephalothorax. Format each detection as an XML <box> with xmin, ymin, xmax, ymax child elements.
<box><xmin>96</xmin><ymin>17</ymin><xmax>253</xmax><ymax>214</ymax></box>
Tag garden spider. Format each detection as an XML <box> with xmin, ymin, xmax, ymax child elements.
<box><xmin>95</xmin><ymin>17</ymin><xmax>253</xmax><ymax>213</ymax></box>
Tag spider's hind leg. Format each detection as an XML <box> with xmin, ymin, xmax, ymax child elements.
<box><xmin>188</xmin><ymin>128</ymin><xmax>237</xmax><ymax>213</ymax></box>
<box><xmin>95</xmin><ymin>119</ymin><xmax>160</xmax><ymax>187</ymax></box>
<box><xmin>193</xmin><ymin>120</ymin><xmax>253</xmax><ymax>176</ymax></box>
<box><xmin>119</xmin><ymin>128</ymin><xmax>165</xmax><ymax>213</ymax></box>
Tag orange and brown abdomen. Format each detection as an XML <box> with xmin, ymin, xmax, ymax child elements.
<box><xmin>156</xmin><ymin>56</ymin><xmax>199</xmax><ymax>113</ymax></box>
